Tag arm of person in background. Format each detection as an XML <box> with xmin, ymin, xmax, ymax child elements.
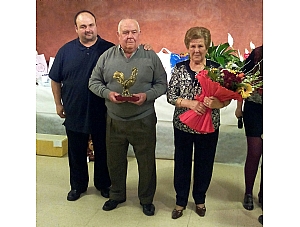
<box><xmin>51</xmin><ymin>80</ymin><xmax>65</xmax><ymax>118</ymax></box>
<box><xmin>235</xmin><ymin>100</ymin><xmax>243</xmax><ymax>118</ymax></box>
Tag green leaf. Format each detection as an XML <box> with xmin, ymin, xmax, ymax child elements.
<box><xmin>208</xmin><ymin>71</ymin><xmax>218</xmax><ymax>81</ymax></box>
<box><xmin>206</xmin><ymin>42</ymin><xmax>244</xmax><ymax>68</ymax></box>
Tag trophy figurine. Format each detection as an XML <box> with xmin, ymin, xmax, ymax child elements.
<box><xmin>113</xmin><ymin>67</ymin><xmax>139</xmax><ymax>101</ymax></box>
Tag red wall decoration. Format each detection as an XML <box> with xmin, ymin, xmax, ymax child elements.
<box><xmin>36</xmin><ymin>0</ymin><xmax>263</xmax><ymax>61</ymax></box>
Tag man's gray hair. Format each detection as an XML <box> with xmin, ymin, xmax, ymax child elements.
<box><xmin>117</xmin><ymin>19</ymin><xmax>140</xmax><ymax>33</ymax></box>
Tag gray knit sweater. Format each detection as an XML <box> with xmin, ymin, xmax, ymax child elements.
<box><xmin>89</xmin><ymin>45</ymin><xmax>167</xmax><ymax>121</ymax></box>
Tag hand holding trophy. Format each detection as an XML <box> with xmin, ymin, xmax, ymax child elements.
<box><xmin>113</xmin><ymin>67</ymin><xmax>139</xmax><ymax>101</ymax></box>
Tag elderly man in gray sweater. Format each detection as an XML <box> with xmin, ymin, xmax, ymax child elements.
<box><xmin>89</xmin><ymin>18</ymin><xmax>167</xmax><ymax>216</ymax></box>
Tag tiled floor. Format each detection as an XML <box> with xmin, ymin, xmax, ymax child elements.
<box><xmin>36</xmin><ymin>155</ymin><xmax>262</xmax><ymax>227</ymax></box>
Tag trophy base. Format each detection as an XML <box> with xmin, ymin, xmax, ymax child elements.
<box><xmin>115</xmin><ymin>95</ymin><xmax>139</xmax><ymax>102</ymax></box>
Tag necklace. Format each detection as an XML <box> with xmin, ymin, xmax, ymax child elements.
<box><xmin>190</xmin><ymin>63</ymin><xmax>205</xmax><ymax>73</ymax></box>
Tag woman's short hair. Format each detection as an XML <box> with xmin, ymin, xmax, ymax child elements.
<box><xmin>184</xmin><ymin>27</ymin><xmax>211</xmax><ymax>49</ymax></box>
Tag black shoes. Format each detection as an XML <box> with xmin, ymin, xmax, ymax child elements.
<box><xmin>95</xmin><ymin>186</ymin><xmax>110</xmax><ymax>198</ymax></box>
<box><xmin>67</xmin><ymin>189</ymin><xmax>86</xmax><ymax>201</ymax></box>
<box><xmin>67</xmin><ymin>187</ymin><xmax>109</xmax><ymax>201</ymax></box>
<box><xmin>258</xmin><ymin>214</ymin><xmax>263</xmax><ymax>224</ymax></box>
<box><xmin>243</xmin><ymin>194</ymin><xmax>254</xmax><ymax>210</ymax></box>
<box><xmin>140</xmin><ymin>203</ymin><xmax>155</xmax><ymax>216</ymax></box>
<box><xmin>243</xmin><ymin>193</ymin><xmax>262</xmax><ymax>210</ymax></box>
<box><xmin>102</xmin><ymin>199</ymin><xmax>154</xmax><ymax>215</ymax></box>
<box><xmin>99</xmin><ymin>188</ymin><xmax>110</xmax><ymax>198</ymax></box>
<box><xmin>102</xmin><ymin>199</ymin><xmax>126</xmax><ymax>211</ymax></box>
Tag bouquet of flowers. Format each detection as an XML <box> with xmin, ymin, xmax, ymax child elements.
<box><xmin>207</xmin><ymin>60</ymin><xmax>263</xmax><ymax>99</ymax></box>
<box><xmin>179</xmin><ymin>42</ymin><xmax>263</xmax><ymax>133</ymax></box>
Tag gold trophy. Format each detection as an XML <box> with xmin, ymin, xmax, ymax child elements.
<box><xmin>113</xmin><ymin>67</ymin><xmax>139</xmax><ymax>101</ymax></box>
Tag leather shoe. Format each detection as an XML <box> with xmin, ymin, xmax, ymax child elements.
<box><xmin>196</xmin><ymin>205</ymin><xmax>206</xmax><ymax>217</ymax></box>
<box><xmin>172</xmin><ymin>206</ymin><xmax>186</xmax><ymax>219</ymax></box>
<box><xmin>140</xmin><ymin>203</ymin><xmax>155</xmax><ymax>216</ymax></box>
<box><xmin>258</xmin><ymin>214</ymin><xmax>263</xmax><ymax>224</ymax></box>
<box><xmin>243</xmin><ymin>194</ymin><xmax>254</xmax><ymax>210</ymax></box>
<box><xmin>67</xmin><ymin>189</ymin><xmax>86</xmax><ymax>201</ymax></box>
<box><xmin>100</xmin><ymin>188</ymin><xmax>110</xmax><ymax>198</ymax></box>
<box><xmin>102</xmin><ymin>199</ymin><xmax>126</xmax><ymax>211</ymax></box>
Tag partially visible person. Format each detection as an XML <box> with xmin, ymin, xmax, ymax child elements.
<box><xmin>49</xmin><ymin>10</ymin><xmax>152</xmax><ymax>202</ymax></box>
<box><xmin>166</xmin><ymin>26</ymin><xmax>231</xmax><ymax>219</ymax></box>
<box><xmin>235</xmin><ymin>45</ymin><xmax>263</xmax><ymax>211</ymax></box>
<box><xmin>88</xmin><ymin>18</ymin><xmax>167</xmax><ymax>216</ymax></box>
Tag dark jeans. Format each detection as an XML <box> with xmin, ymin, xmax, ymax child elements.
<box><xmin>66</xmin><ymin>129</ymin><xmax>110</xmax><ymax>191</ymax></box>
<box><xmin>173</xmin><ymin>127</ymin><xmax>219</xmax><ymax>207</ymax></box>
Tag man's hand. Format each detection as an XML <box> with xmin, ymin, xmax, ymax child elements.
<box><xmin>108</xmin><ymin>91</ymin><xmax>125</xmax><ymax>103</ymax></box>
<box><xmin>128</xmin><ymin>93</ymin><xmax>147</xmax><ymax>105</ymax></box>
<box><xmin>56</xmin><ymin>104</ymin><xmax>65</xmax><ymax>118</ymax></box>
<box><xmin>143</xmin><ymin>43</ymin><xmax>152</xmax><ymax>50</ymax></box>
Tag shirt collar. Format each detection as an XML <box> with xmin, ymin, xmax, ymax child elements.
<box><xmin>77</xmin><ymin>35</ymin><xmax>100</xmax><ymax>50</ymax></box>
<box><xmin>118</xmin><ymin>44</ymin><xmax>140</xmax><ymax>58</ymax></box>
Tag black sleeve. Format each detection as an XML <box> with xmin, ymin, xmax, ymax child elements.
<box><xmin>242</xmin><ymin>50</ymin><xmax>255</xmax><ymax>74</ymax></box>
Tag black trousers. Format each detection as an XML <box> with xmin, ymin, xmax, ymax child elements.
<box><xmin>173</xmin><ymin>127</ymin><xmax>219</xmax><ymax>207</ymax></box>
<box><xmin>66</xmin><ymin>129</ymin><xmax>111</xmax><ymax>191</ymax></box>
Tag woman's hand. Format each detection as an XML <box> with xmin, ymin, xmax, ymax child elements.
<box><xmin>178</xmin><ymin>98</ymin><xmax>206</xmax><ymax>115</ymax></box>
<box><xmin>189</xmin><ymin>100</ymin><xmax>206</xmax><ymax>115</ymax></box>
<box><xmin>203</xmin><ymin>96</ymin><xmax>226</xmax><ymax>109</ymax></box>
